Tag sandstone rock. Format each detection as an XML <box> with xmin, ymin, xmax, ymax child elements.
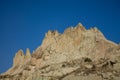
<box><xmin>25</xmin><ymin>48</ymin><xmax>31</xmax><ymax>61</ymax></box>
<box><xmin>84</xmin><ymin>64</ymin><xmax>93</xmax><ymax>69</ymax></box>
<box><xmin>1</xmin><ymin>23</ymin><xmax>120</xmax><ymax>80</ymax></box>
<box><xmin>13</xmin><ymin>49</ymin><xmax>25</xmax><ymax>67</ymax></box>
<box><xmin>76</xmin><ymin>23</ymin><xmax>86</xmax><ymax>31</ymax></box>
<box><xmin>13</xmin><ymin>48</ymin><xmax>31</xmax><ymax>67</ymax></box>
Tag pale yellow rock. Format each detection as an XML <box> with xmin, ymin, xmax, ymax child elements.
<box><xmin>1</xmin><ymin>23</ymin><xmax>120</xmax><ymax>80</ymax></box>
<box><xmin>76</xmin><ymin>23</ymin><xmax>86</xmax><ymax>31</ymax></box>
<box><xmin>13</xmin><ymin>49</ymin><xmax>25</xmax><ymax>67</ymax></box>
<box><xmin>25</xmin><ymin>48</ymin><xmax>31</xmax><ymax>61</ymax></box>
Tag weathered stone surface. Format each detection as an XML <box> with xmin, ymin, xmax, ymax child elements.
<box><xmin>13</xmin><ymin>49</ymin><xmax>25</xmax><ymax>67</ymax></box>
<box><xmin>25</xmin><ymin>48</ymin><xmax>31</xmax><ymax>62</ymax></box>
<box><xmin>1</xmin><ymin>23</ymin><xmax>120</xmax><ymax>80</ymax></box>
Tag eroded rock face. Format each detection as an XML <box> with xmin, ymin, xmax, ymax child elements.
<box><xmin>2</xmin><ymin>48</ymin><xmax>32</xmax><ymax>75</ymax></box>
<box><xmin>25</xmin><ymin>48</ymin><xmax>31</xmax><ymax>61</ymax></box>
<box><xmin>13</xmin><ymin>50</ymin><xmax>25</xmax><ymax>67</ymax></box>
<box><xmin>0</xmin><ymin>23</ymin><xmax>120</xmax><ymax>80</ymax></box>
<box><xmin>13</xmin><ymin>48</ymin><xmax>31</xmax><ymax>67</ymax></box>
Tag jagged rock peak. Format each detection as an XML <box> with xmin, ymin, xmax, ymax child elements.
<box><xmin>25</xmin><ymin>48</ymin><xmax>31</xmax><ymax>63</ymax></box>
<box><xmin>89</xmin><ymin>27</ymin><xmax>106</xmax><ymax>39</ymax></box>
<box><xmin>64</xmin><ymin>23</ymin><xmax>86</xmax><ymax>34</ymax></box>
<box><xmin>15</xmin><ymin>49</ymin><xmax>24</xmax><ymax>56</ymax></box>
<box><xmin>25</xmin><ymin>48</ymin><xmax>31</xmax><ymax>58</ymax></box>
<box><xmin>76</xmin><ymin>23</ymin><xmax>86</xmax><ymax>31</ymax></box>
<box><xmin>45</xmin><ymin>30</ymin><xmax>60</xmax><ymax>38</ymax></box>
<box><xmin>13</xmin><ymin>48</ymin><xmax>32</xmax><ymax>67</ymax></box>
<box><xmin>1</xmin><ymin>23</ymin><xmax>120</xmax><ymax>80</ymax></box>
<box><xmin>13</xmin><ymin>49</ymin><xmax>25</xmax><ymax>66</ymax></box>
<box><xmin>92</xmin><ymin>27</ymin><xmax>101</xmax><ymax>33</ymax></box>
<box><xmin>45</xmin><ymin>23</ymin><xmax>86</xmax><ymax>38</ymax></box>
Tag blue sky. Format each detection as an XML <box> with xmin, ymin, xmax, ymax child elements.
<box><xmin>0</xmin><ymin>0</ymin><xmax>120</xmax><ymax>73</ymax></box>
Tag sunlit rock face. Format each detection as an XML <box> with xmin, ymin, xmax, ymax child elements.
<box><xmin>0</xmin><ymin>23</ymin><xmax>120</xmax><ymax>80</ymax></box>
<box><xmin>13</xmin><ymin>49</ymin><xmax>25</xmax><ymax>67</ymax></box>
<box><xmin>13</xmin><ymin>48</ymin><xmax>31</xmax><ymax>67</ymax></box>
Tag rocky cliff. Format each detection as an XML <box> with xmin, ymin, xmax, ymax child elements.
<box><xmin>0</xmin><ymin>23</ymin><xmax>120</xmax><ymax>80</ymax></box>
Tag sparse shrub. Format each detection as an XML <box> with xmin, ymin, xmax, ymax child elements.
<box><xmin>62</xmin><ymin>64</ymin><xmax>66</xmax><ymax>67</ymax></box>
<box><xmin>84</xmin><ymin>57</ymin><xmax>92</xmax><ymax>62</ymax></box>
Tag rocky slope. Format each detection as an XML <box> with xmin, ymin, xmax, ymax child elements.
<box><xmin>0</xmin><ymin>23</ymin><xmax>120</xmax><ymax>80</ymax></box>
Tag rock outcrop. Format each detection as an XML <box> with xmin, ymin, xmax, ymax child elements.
<box><xmin>25</xmin><ymin>48</ymin><xmax>31</xmax><ymax>61</ymax></box>
<box><xmin>13</xmin><ymin>49</ymin><xmax>25</xmax><ymax>67</ymax></box>
<box><xmin>0</xmin><ymin>23</ymin><xmax>120</xmax><ymax>80</ymax></box>
<box><xmin>2</xmin><ymin>48</ymin><xmax>31</xmax><ymax>75</ymax></box>
<box><xmin>13</xmin><ymin>48</ymin><xmax>31</xmax><ymax>66</ymax></box>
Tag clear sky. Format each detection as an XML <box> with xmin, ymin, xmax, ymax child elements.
<box><xmin>0</xmin><ymin>0</ymin><xmax>120</xmax><ymax>73</ymax></box>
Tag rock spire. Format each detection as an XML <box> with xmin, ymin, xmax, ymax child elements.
<box><xmin>0</xmin><ymin>23</ymin><xmax>120</xmax><ymax>80</ymax></box>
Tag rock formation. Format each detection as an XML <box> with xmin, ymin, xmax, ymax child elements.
<box><xmin>0</xmin><ymin>23</ymin><xmax>120</xmax><ymax>80</ymax></box>
<box><xmin>13</xmin><ymin>49</ymin><xmax>25</xmax><ymax>67</ymax></box>
<box><xmin>25</xmin><ymin>48</ymin><xmax>31</xmax><ymax>61</ymax></box>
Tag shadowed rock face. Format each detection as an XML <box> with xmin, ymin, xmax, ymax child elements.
<box><xmin>0</xmin><ymin>23</ymin><xmax>120</xmax><ymax>80</ymax></box>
